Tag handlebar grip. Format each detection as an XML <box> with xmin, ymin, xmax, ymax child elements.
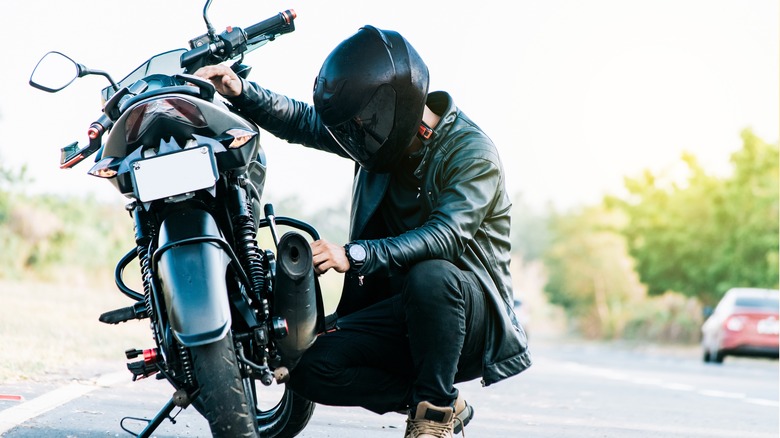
<box><xmin>180</xmin><ymin>44</ymin><xmax>212</xmax><ymax>69</ymax></box>
<box><xmin>245</xmin><ymin>9</ymin><xmax>296</xmax><ymax>40</ymax></box>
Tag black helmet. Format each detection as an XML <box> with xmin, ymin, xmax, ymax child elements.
<box><xmin>313</xmin><ymin>26</ymin><xmax>429</xmax><ymax>173</ymax></box>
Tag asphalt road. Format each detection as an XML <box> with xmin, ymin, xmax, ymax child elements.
<box><xmin>1</xmin><ymin>337</ymin><xmax>777</xmax><ymax>437</ymax></box>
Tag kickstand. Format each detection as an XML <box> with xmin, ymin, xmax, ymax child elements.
<box><xmin>120</xmin><ymin>397</ymin><xmax>179</xmax><ymax>438</ymax></box>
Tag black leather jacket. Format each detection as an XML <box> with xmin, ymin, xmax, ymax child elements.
<box><xmin>229</xmin><ymin>81</ymin><xmax>531</xmax><ymax>386</ymax></box>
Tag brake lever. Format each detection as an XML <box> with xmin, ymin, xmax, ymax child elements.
<box><xmin>60</xmin><ymin>113</ymin><xmax>113</xmax><ymax>168</ymax></box>
<box><xmin>60</xmin><ymin>139</ymin><xmax>101</xmax><ymax>169</ymax></box>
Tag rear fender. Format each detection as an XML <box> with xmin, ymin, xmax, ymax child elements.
<box><xmin>155</xmin><ymin>209</ymin><xmax>231</xmax><ymax>347</ymax></box>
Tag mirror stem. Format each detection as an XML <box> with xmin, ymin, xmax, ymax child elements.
<box><xmin>77</xmin><ymin>64</ymin><xmax>119</xmax><ymax>91</ymax></box>
<box><xmin>203</xmin><ymin>0</ymin><xmax>216</xmax><ymax>39</ymax></box>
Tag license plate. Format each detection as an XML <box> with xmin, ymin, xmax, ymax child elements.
<box><xmin>131</xmin><ymin>146</ymin><xmax>218</xmax><ymax>202</ymax></box>
<box><xmin>757</xmin><ymin>317</ymin><xmax>779</xmax><ymax>335</ymax></box>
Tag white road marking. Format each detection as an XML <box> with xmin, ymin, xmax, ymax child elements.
<box><xmin>698</xmin><ymin>389</ymin><xmax>746</xmax><ymax>399</ymax></box>
<box><xmin>745</xmin><ymin>398</ymin><xmax>780</xmax><ymax>407</ymax></box>
<box><xmin>0</xmin><ymin>382</ymin><xmax>96</xmax><ymax>434</ymax></box>
<box><xmin>559</xmin><ymin>360</ymin><xmax>778</xmax><ymax>408</ymax></box>
<box><xmin>660</xmin><ymin>382</ymin><xmax>695</xmax><ymax>391</ymax></box>
<box><xmin>0</xmin><ymin>373</ymin><xmax>127</xmax><ymax>434</ymax></box>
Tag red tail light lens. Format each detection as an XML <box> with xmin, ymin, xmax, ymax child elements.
<box><xmin>124</xmin><ymin>97</ymin><xmax>207</xmax><ymax>144</ymax></box>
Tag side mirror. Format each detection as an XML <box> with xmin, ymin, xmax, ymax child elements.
<box><xmin>29</xmin><ymin>51</ymin><xmax>81</xmax><ymax>93</ymax></box>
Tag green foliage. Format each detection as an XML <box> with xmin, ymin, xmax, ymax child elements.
<box><xmin>542</xmin><ymin>204</ymin><xmax>646</xmax><ymax>338</ymax></box>
<box><xmin>0</xmin><ymin>161</ymin><xmax>28</xmax><ymax>222</ymax></box>
<box><xmin>621</xmin><ymin>291</ymin><xmax>703</xmax><ymax>343</ymax></box>
<box><xmin>613</xmin><ymin>129</ymin><xmax>779</xmax><ymax>306</ymax></box>
<box><xmin>0</xmin><ymin>192</ymin><xmax>134</xmax><ymax>280</ymax></box>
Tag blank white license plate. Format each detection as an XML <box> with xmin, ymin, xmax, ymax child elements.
<box><xmin>131</xmin><ymin>146</ymin><xmax>218</xmax><ymax>202</ymax></box>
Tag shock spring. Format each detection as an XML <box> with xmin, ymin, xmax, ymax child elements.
<box><xmin>231</xmin><ymin>183</ymin><xmax>267</xmax><ymax>298</ymax></box>
<box><xmin>178</xmin><ymin>344</ymin><xmax>195</xmax><ymax>386</ymax></box>
<box><xmin>137</xmin><ymin>240</ymin><xmax>155</xmax><ymax>319</ymax></box>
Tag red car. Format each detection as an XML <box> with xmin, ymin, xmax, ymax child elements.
<box><xmin>701</xmin><ymin>287</ymin><xmax>779</xmax><ymax>363</ymax></box>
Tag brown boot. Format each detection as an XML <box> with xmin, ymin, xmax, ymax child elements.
<box><xmin>404</xmin><ymin>401</ymin><xmax>455</xmax><ymax>438</ymax></box>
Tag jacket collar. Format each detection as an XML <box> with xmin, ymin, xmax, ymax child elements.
<box><xmin>411</xmin><ymin>91</ymin><xmax>457</xmax><ymax>179</ymax></box>
<box><xmin>419</xmin><ymin>91</ymin><xmax>458</xmax><ymax>151</ymax></box>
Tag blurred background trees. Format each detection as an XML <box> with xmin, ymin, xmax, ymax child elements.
<box><xmin>1</xmin><ymin>129</ymin><xmax>777</xmax><ymax>345</ymax></box>
<box><xmin>511</xmin><ymin>129</ymin><xmax>778</xmax><ymax>342</ymax></box>
<box><xmin>541</xmin><ymin>205</ymin><xmax>645</xmax><ymax>339</ymax></box>
<box><xmin>612</xmin><ymin>129</ymin><xmax>778</xmax><ymax>306</ymax></box>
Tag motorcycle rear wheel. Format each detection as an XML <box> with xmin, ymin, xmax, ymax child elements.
<box><xmin>190</xmin><ymin>333</ymin><xmax>258</xmax><ymax>437</ymax></box>
<box><xmin>254</xmin><ymin>383</ymin><xmax>315</xmax><ymax>438</ymax></box>
<box><xmin>190</xmin><ymin>334</ymin><xmax>315</xmax><ymax>437</ymax></box>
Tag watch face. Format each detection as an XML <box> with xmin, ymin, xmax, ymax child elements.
<box><xmin>348</xmin><ymin>243</ymin><xmax>367</xmax><ymax>262</ymax></box>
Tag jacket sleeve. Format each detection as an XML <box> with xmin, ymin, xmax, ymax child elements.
<box><xmin>359</xmin><ymin>137</ymin><xmax>505</xmax><ymax>277</ymax></box>
<box><xmin>228</xmin><ymin>78</ymin><xmax>350</xmax><ymax>159</ymax></box>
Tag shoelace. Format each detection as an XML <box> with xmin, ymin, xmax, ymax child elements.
<box><xmin>406</xmin><ymin>418</ymin><xmax>454</xmax><ymax>438</ymax></box>
<box><xmin>456</xmin><ymin>417</ymin><xmax>466</xmax><ymax>437</ymax></box>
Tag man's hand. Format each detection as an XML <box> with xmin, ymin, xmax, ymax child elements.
<box><xmin>193</xmin><ymin>64</ymin><xmax>242</xmax><ymax>97</ymax></box>
<box><xmin>311</xmin><ymin>239</ymin><xmax>350</xmax><ymax>275</ymax></box>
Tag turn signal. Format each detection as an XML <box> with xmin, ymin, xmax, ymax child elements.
<box><xmin>88</xmin><ymin>157</ymin><xmax>119</xmax><ymax>178</ymax></box>
<box><xmin>225</xmin><ymin>128</ymin><xmax>258</xmax><ymax>148</ymax></box>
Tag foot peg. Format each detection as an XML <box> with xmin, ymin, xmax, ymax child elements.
<box><xmin>99</xmin><ymin>301</ymin><xmax>148</xmax><ymax>324</ymax></box>
<box><xmin>126</xmin><ymin>348</ymin><xmax>160</xmax><ymax>381</ymax></box>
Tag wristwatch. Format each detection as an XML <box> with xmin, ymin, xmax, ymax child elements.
<box><xmin>344</xmin><ymin>242</ymin><xmax>367</xmax><ymax>271</ymax></box>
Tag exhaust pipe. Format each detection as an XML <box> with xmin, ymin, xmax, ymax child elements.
<box><xmin>273</xmin><ymin>231</ymin><xmax>318</xmax><ymax>369</ymax></box>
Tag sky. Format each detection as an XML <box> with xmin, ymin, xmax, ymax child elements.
<box><xmin>0</xmin><ymin>0</ymin><xmax>777</xmax><ymax>213</ymax></box>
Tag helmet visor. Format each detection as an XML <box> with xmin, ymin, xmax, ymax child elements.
<box><xmin>325</xmin><ymin>85</ymin><xmax>396</xmax><ymax>165</ymax></box>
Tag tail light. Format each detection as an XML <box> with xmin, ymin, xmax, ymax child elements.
<box><xmin>725</xmin><ymin>316</ymin><xmax>746</xmax><ymax>332</ymax></box>
<box><xmin>124</xmin><ymin>97</ymin><xmax>207</xmax><ymax>144</ymax></box>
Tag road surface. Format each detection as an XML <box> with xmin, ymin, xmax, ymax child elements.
<box><xmin>1</xmin><ymin>337</ymin><xmax>777</xmax><ymax>437</ymax></box>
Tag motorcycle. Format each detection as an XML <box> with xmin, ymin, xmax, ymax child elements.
<box><xmin>29</xmin><ymin>1</ymin><xmax>326</xmax><ymax>437</ymax></box>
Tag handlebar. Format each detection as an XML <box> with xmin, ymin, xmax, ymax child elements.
<box><xmin>245</xmin><ymin>9</ymin><xmax>296</xmax><ymax>41</ymax></box>
<box><xmin>180</xmin><ymin>9</ymin><xmax>296</xmax><ymax>73</ymax></box>
<box><xmin>61</xmin><ymin>9</ymin><xmax>297</xmax><ymax>168</ymax></box>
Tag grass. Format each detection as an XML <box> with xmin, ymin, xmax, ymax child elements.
<box><xmin>0</xmin><ymin>278</ymin><xmax>153</xmax><ymax>383</ymax></box>
<box><xmin>0</xmin><ymin>271</ymin><xmax>343</xmax><ymax>384</ymax></box>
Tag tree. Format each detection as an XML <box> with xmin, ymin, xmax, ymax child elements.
<box><xmin>542</xmin><ymin>205</ymin><xmax>645</xmax><ymax>338</ymax></box>
<box><xmin>613</xmin><ymin>129</ymin><xmax>778</xmax><ymax>305</ymax></box>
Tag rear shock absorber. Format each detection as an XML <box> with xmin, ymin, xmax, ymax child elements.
<box><xmin>132</xmin><ymin>204</ymin><xmax>157</xmax><ymax>319</ymax></box>
<box><xmin>230</xmin><ymin>179</ymin><xmax>268</xmax><ymax>299</ymax></box>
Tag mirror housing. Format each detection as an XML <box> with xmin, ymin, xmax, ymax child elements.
<box><xmin>30</xmin><ymin>51</ymin><xmax>119</xmax><ymax>94</ymax></box>
<box><xmin>29</xmin><ymin>51</ymin><xmax>81</xmax><ymax>93</ymax></box>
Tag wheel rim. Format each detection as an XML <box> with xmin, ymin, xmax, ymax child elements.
<box><xmin>246</xmin><ymin>377</ymin><xmax>294</xmax><ymax>436</ymax></box>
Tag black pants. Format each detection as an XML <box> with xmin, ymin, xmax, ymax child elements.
<box><xmin>287</xmin><ymin>259</ymin><xmax>487</xmax><ymax>414</ymax></box>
